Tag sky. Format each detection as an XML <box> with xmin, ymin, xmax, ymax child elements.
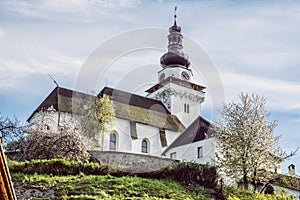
<box><xmin>0</xmin><ymin>0</ymin><xmax>299</xmax><ymax>174</ymax></box>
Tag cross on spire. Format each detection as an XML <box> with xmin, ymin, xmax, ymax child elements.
<box><xmin>174</xmin><ymin>6</ymin><xmax>177</xmax><ymax>25</ymax></box>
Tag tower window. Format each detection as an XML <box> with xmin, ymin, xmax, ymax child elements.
<box><xmin>141</xmin><ymin>139</ymin><xmax>149</xmax><ymax>153</ymax></box>
<box><xmin>109</xmin><ymin>132</ymin><xmax>118</xmax><ymax>151</ymax></box>
<box><xmin>197</xmin><ymin>146</ymin><xmax>203</xmax><ymax>158</ymax></box>
<box><xmin>184</xmin><ymin>104</ymin><xmax>189</xmax><ymax>113</ymax></box>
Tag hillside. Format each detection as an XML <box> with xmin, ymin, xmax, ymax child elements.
<box><xmin>8</xmin><ymin>159</ymin><xmax>296</xmax><ymax>200</ymax></box>
<box><xmin>12</xmin><ymin>173</ymin><xmax>214</xmax><ymax>199</ymax></box>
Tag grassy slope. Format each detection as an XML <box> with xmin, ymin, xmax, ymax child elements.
<box><xmin>12</xmin><ymin>173</ymin><xmax>296</xmax><ymax>200</ymax></box>
<box><xmin>9</xmin><ymin>159</ymin><xmax>296</xmax><ymax>199</ymax></box>
<box><xmin>12</xmin><ymin>173</ymin><xmax>214</xmax><ymax>200</ymax></box>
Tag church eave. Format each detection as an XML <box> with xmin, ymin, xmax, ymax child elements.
<box><xmin>145</xmin><ymin>76</ymin><xmax>206</xmax><ymax>94</ymax></box>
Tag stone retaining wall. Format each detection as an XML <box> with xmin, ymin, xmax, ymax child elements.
<box><xmin>89</xmin><ymin>151</ymin><xmax>177</xmax><ymax>173</ymax></box>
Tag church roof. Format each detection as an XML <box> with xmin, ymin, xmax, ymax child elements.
<box><xmin>28</xmin><ymin>87</ymin><xmax>185</xmax><ymax>132</ymax></box>
<box><xmin>145</xmin><ymin>76</ymin><xmax>206</xmax><ymax>94</ymax></box>
<box><xmin>99</xmin><ymin>87</ymin><xmax>185</xmax><ymax>132</ymax></box>
<box><xmin>162</xmin><ymin>116</ymin><xmax>215</xmax><ymax>155</ymax></box>
<box><xmin>98</xmin><ymin>87</ymin><xmax>170</xmax><ymax>114</ymax></box>
<box><xmin>27</xmin><ymin>87</ymin><xmax>94</xmax><ymax>121</ymax></box>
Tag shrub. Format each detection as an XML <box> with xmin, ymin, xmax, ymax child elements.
<box><xmin>8</xmin><ymin>158</ymin><xmax>108</xmax><ymax>176</ymax></box>
<box><xmin>137</xmin><ymin>162</ymin><xmax>217</xmax><ymax>189</ymax></box>
<box><xmin>22</xmin><ymin>112</ymin><xmax>90</xmax><ymax>162</ymax></box>
<box><xmin>224</xmin><ymin>186</ymin><xmax>296</xmax><ymax>200</ymax></box>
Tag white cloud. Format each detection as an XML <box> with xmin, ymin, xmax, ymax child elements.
<box><xmin>0</xmin><ymin>47</ymin><xmax>82</xmax><ymax>89</ymax></box>
<box><xmin>0</xmin><ymin>29</ymin><xmax>5</xmax><ymax>38</ymax></box>
<box><xmin>1</xmin><ymin>0</ymin><xmax>142</xmax><ymax>22</ymax></box>
<box><xmin>43</xmin><ymin>0</ymin><xmax>141</xmax><ymax>11</ymax></box>
<box><xmin>221</xmin><ymin>72</ymin><xmax>300</xmax><ymax>111</ymax></box>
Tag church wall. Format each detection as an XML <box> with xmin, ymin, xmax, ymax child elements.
<box><xmin>164</xmin><ymin>137</ymin><xmax>216</xmax><ymax>165</ymax></box>
<box><xmin>29</xmin><ymin>112</ymin><xmax>79</xmax><ymax>130</ymax></box>
<box><xmin>30</xmin><ymin>111</ymin><xmax>184</xmax><ymax>159</ymax></box>
<box><xmin>132</xmin><ymin>123</ymin><xmax>162</xmax><ymax>156</ymax></box>
<box><xmin>168</xmin><ymin>82</ymin><xmax>203</xmax><ymax>127</ymax></box>
<box><xmin>102</xmin><ymin>118</ymin><xmax>132</xmax><ymax>152</ymax></box>
<box><xmin>147</xmin><ymin>82</ymin><xmax>204</xmax><ymax>127</ymax></box>
<box><xmin>164</xmin><ymin>130</ymin><xmax>181</xmax><ymax>150</ymax></box>
<box><xmin>103</xmin><ymin>118</ymin><xmax>182</xmax><ymax>157</ymax></box>
<box><xmin>90</xmin><ymin>151</ymin><xmax>176</xmax><ymax>173</ymax></box>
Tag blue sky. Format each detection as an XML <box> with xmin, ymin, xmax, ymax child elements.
<box><xmin>0</xmin><ymin>0</ymin><xmax>299</xmax><ymax>174</ymax></box>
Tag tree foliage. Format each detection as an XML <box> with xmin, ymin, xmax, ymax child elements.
<box><xmin>215</xmin><ymin>93</ymin><xmax>296</xmax><ymax>190</ymax></box>
<box><xmin>22</xmin><ymin>110</ymin><xmax>90</xmax><ymax>161</ymax></box>
<box><xmin>0</xmin><ymin>112</ymin><xmax>26</xmax><ymax>151</ymax></box>
<box><xmin>74</xmin><ymin>94</ymin><xmax>114</xmax><ymax>139</ymax></box>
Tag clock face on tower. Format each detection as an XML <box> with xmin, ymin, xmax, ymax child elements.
<box><xmin>181</xmin><ymin>71</ymin><xmax>190</xmax><ymax>80</ymax></box>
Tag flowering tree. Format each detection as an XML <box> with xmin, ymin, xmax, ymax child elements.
<box><xmin>0</xmin><ymin>112</ymin><xmax>26</xmax><ymax>151</ymax></box>
<box><xmin>22</xmin><ymin>110</ymin><xmax>90</xmax><ymax>161</ymax></box>
<box><xmin>215</xmin><ymin>93</ymin><xmax>297</xmax><ymax>190</ymax></box>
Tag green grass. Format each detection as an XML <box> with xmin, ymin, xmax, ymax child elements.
<box><xmin>12</xmin><ymin>173</ymin><xmax>214</xmax><ymax>200</ymax></box>
<box><xmin>12</xmin><ymin>173</ymin><xmax>297</xmax><ymax>200</ymax></box>
<box><xmin>9</xmin><ymin>159</ymin><xmax>297</xmax><ymax>199</ymax></box>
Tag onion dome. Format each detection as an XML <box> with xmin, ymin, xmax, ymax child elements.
<box><xmin>160</xmin><ymin>8</ymin><xmax>190</xmax><ymax>68</ymax></box>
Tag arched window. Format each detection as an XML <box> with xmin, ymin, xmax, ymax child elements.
<box><xmin>141</xmin><ymin>139</ymin><xmax>149</xmax><ymax>153</ymax></box>
<box><xmin>109</xmin><ymin>132</ymin><xmax>117</xmax><ymax>151</ymax></box>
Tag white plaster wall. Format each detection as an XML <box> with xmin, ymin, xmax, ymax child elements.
<box><xmin>102</xmin><ymin>118</ymin><xmax>132</xmax><ymax>152</ymax></box>
<box><xmin>164</xmin><ymin>130</ymin><xmax>181</xmax><ymax>148</ymax></box>
<box><xmin>104</xmin><ymin>118</ymin><xmax>181</xmax><ymax>157</ymax></box>
<box><xmin>169</xmin><ymin>83</ymin><xmax>204</xmax><ymax>127</ymax></box>
<box><xmin>30</xmin><ymin>111</ymin><xmax>183</xmax><ymax>158</ymax></box>
<box><xmin>147</xmin><ymin>81</ymin><xmax>205</xmax><ymax>127</ymax></box>
<box><xmin>164</xmin><ymin>137</ymin><xmax>216</xmax><ymax>165</ymax></box>
<box><xmin>132</xmin><ymin>123</ymin><xmax>162</xmax><ymax>156</ymax></box>
<box><xmin>29</xmin><ymin>112</ymin><xmax>79</xmax><ymax>130</ymax></box>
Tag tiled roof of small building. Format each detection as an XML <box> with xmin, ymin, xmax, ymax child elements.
<box><xmin>162</xmin><ymin>116</ymin><xmax>215</xmax><ymax>155</ymax></box>
<box><xmin>271</xmin><ymin>174</ymin><xmax>300</xmax><ymax>192</ymax></box>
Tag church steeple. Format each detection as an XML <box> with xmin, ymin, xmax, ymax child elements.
<box><xmin>160</xmin><ymin>7</ymin><xmax>190</xmax><ymax>69</ymax></box>
<box><xmin>146</xmin><ymin>7</ymin><xmax>206</xmax><ymax>127</ymax></box>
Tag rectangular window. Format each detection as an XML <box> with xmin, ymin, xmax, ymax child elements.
<box><xmin>170</xmin><ymin>152</ymin><xmax>177</xmax><ymax>160</ymax></box>
<box><xmin>197</xmin><ymin>146</ymin><xmax>203</xmax><ymax>158</ymax></box>
<box><xmin>184</xmin><ymin>103</ymin><xmax>189</xmax><ymax>113</ymax></box>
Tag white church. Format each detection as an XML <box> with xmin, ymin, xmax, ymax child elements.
<box><xmin>28</xmin><ymin>15</ymin><xmax>216</xmax><ymax>166</ymax></box>
<box><xmin>27</xmin><ymin>14</ymin><xmax>300</xmax><ymax>197</ymax></box>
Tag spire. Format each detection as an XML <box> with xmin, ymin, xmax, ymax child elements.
<box><xmin>160</xmin><ymin>6</ymin><xmax>190</xmax><ymax>68</ymax></box>
<box><xmin>173</xmin><ymin>6</ymin><xmax>178</xmax><ymax>27</ymax></box>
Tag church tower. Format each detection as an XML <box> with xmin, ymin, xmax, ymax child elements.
<box><xmin>146</xmin><ymin>9</ymin><xmax>206</xmax><ymax>127</ymax></box>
